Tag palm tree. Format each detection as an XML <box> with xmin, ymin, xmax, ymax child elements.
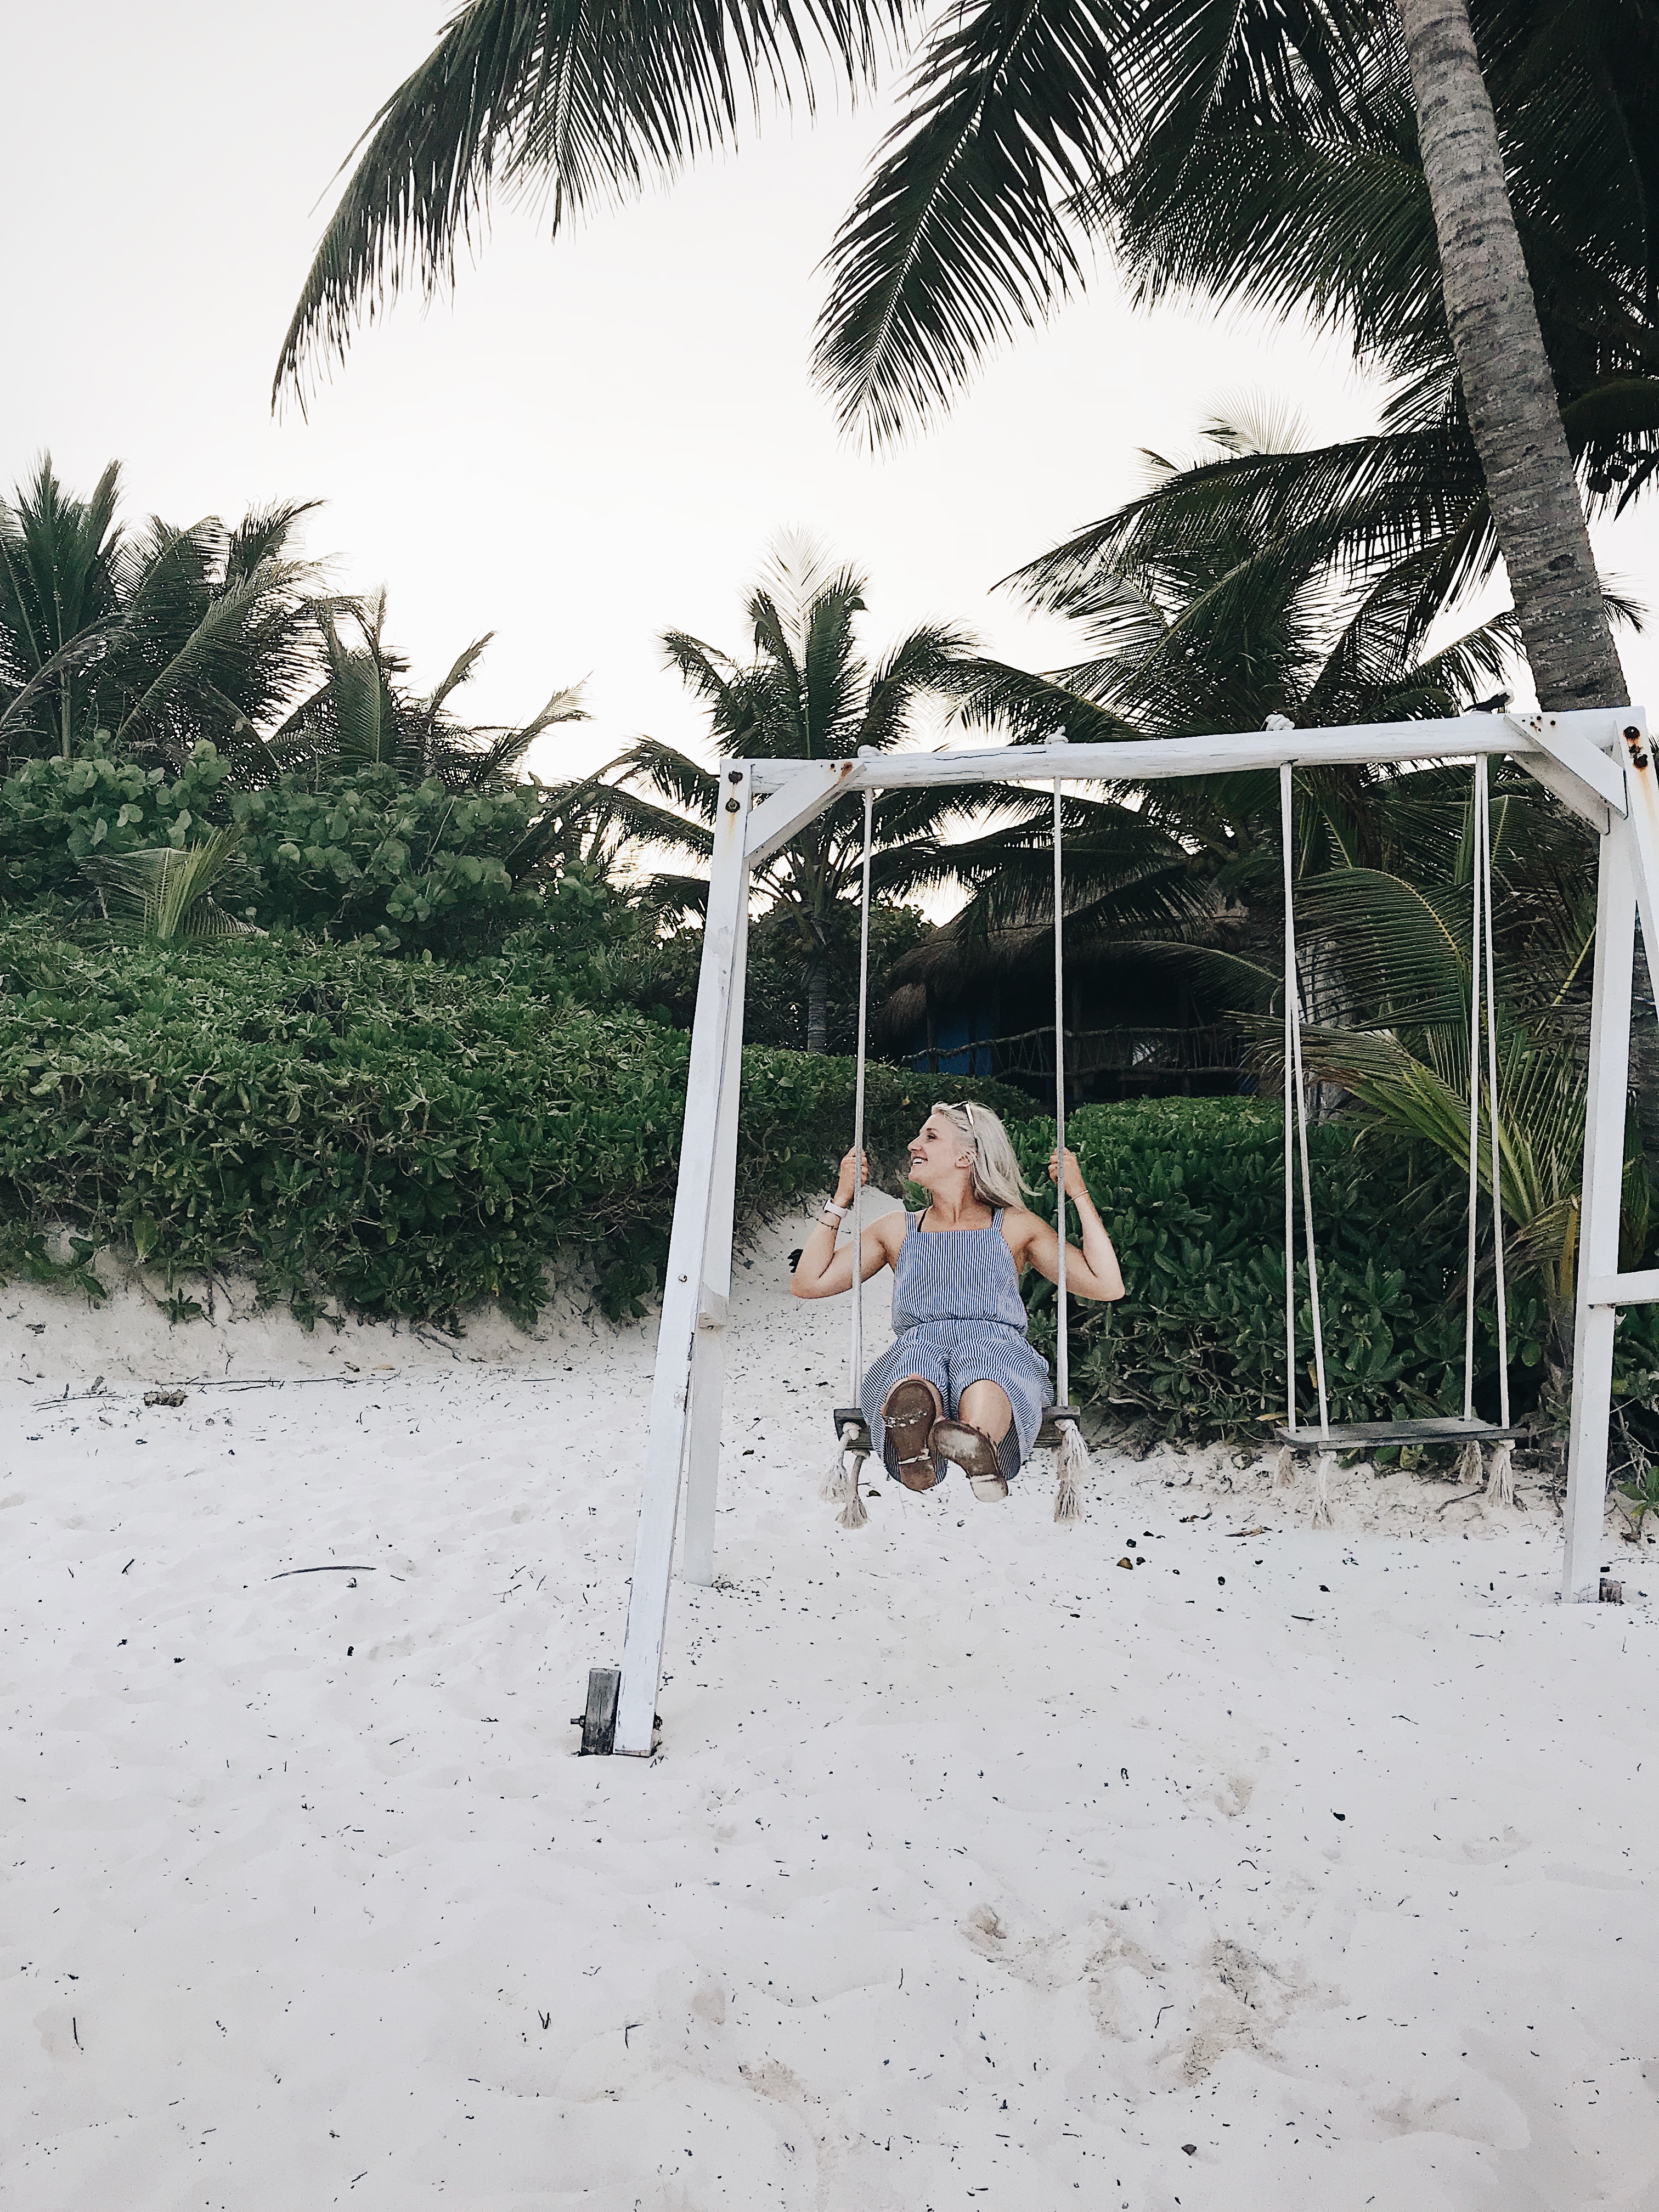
<box><xmin>886</xmin><ymin>452</ymin><xmax>1547</xmax><ymax>1092</ymax></box>
<box><xmin>273</xmin><ymin>0</ymin><xmax>1634</xmax><ymax>709</ymax></box>
<box><xmin>961</xmin><ymin>409</ymin><xmax>1525</xmax><ymax>898</ymax></box>
<box><xmin>607</xmin><ymin>539</ymin><xmax>985</xmax><ymax>1052</ymax></box>
<box><xmin>0</xmin><ymin>457</ymin><xmax>122</xmax><ymax>760</ymax></box>
<box><xmin>1389</xmin><ymin>0</ymin><xmax>1621</xmax><ymax>708</ymax></box>
<box><xmin>240</xmin><ymin>587</ymin><xmax>587</xmax><ymax>791</ymax></box>
<box><xmin>0</xmin><ymin>457</ymin><xmax>324</xmax><ymax>768</ymax></box>
<box><xmin>1033</xmin><ymin>9</ymin><xmax>1659</xmax><ymax>716</ymax></box>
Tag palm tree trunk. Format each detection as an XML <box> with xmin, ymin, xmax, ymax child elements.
<box><xmin>1393</xmin><ymin>0</ymin><xmax>1626</xmax><ymax>710</ymax></box>
<box><xmin>804</xmin><ymin>949</ymin><xmax>829</xmax><ymax>1054</ymax></box>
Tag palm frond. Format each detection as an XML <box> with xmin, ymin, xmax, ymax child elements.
<box><xmin>1295</xmin><ymin>865</ymin><xmax>1471</xmax><ymax>1026</ymax></box>
<box><xmin>858</xmin><ymin>620</ymin><xmax>981</xmax><ymax>749</ymax></box>
<box><xmin>422</xmin><ymin>633</ymin><xmax>494</xmax><ymax>719</ymax></box>
<box><xmin>275</xmin><ymin>0</ymin><xmax>899</xmax><ymax>401</ymax></box>
<box><xmin>0</xmin><ymin>617</ymin><xmax>127</xmax><ymax>744</ymax></box>
<box><xmin>81</xmin><ymin>828</ymin><xmax>256</xmax><ymax>943</ymax></box>
<box><xmin>112</xmin><ymin>554</ymin><xmax>318</xmax><ymax>754</ymax></box>
<box><xmin>952</xmin><ymin>657</ymin><xmax>1140</xmax><ymax>744</ymax></box>
<box><xmin>660</xmin><ymin>630</ymin><xmax>766</xmax><ymax>753</ymax></box>
<box><xmin>814</xmin><ymin>0</ymin><xmax>1124</xmax><ymax>441</ymax></box>
<box><xmin>614</xmin><ymin>737</ymin><xmax>721</xmax><ymax>825</ymax></box>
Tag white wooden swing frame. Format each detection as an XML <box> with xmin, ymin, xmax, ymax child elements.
<box><xmin>581</xmin><ymin>706</ymin><xmax>1659</xmax><ymax>1757</ymax></box>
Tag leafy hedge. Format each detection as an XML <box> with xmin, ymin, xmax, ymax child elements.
<box><xmin>0</xmin><ymin>916</ymin><xmax>1019</xmax><ymax>1327</ymax></box>
<box><xmin>1012</xmin><ymin>1098</ymin><xmax>1659</xmax><ymax>1442</ymax></box>
<box><xmin>0</xmin><ymin>747</ymin><xmax>574</xmax><ymax>955</ymax></box>
<box><xmin>9</xmin><ymin>911</ymin><xmax>1656</xmax><ymax>1442</ymax></box>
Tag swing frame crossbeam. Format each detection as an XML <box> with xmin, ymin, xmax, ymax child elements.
<box><xmin>586</xmin><ymin>707</ymin><xmax>1658</xmax><ymax>1758</ymax></box>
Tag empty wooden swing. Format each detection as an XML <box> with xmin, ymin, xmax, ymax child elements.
<box><xmin>1274</xmin><ymin>757</ymin><xmax>1523</xmax><ymax>1517</ymax></box>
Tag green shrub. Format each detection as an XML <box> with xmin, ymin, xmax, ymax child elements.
<box><xmin>12</xmin><ymin>914</ymin><xmax>1651</xmax><ymax>1442</ymax></box>
<box><xmin>0</xmin><ymin>746</ymin><xmax>236</xmax><ymax>902</ymax></box>
<box><xmin>1012</xmin><ymin>1097</ymin><xmax>1659</xmax><ymax>1442</ymax></box>
<box><xmin>0</xmin><ymin>916</ymin><xmax>1020</xmax><ymax>1327</ymax></box>
<box><xmin>0</xmin><ymin>747</ymin><xmax>598</xmax><ymax>958</ymax></box>
<box><xmin>228</xmin><ymin>768</ymin><xmax>553</xmax><ymax>954</ymax></box>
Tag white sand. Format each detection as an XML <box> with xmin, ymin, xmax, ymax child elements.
<box><xmin>7</xmin><ymin>1200</ymin><xmax>1659</xmax><ymax>2210</ymax></box>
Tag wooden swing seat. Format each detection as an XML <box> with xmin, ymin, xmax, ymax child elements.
<box><xmin>834</xmin><ymin>1404</ymin><xmax>1086</xmax><ymax>1451</ymax></box>
<box><xmin>1275</xmin><ymin>1417</ymin><xmax>1527</xmax><ymax>1451</ymax></box>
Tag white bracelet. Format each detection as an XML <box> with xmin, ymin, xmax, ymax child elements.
<box><xmin>820</xmin><ymin>1199</ymin><xmax>849</xmax><ymax>1224</ymax></box>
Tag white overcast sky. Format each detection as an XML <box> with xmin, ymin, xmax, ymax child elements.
<box><xmin>8</xmin><ymin>0</ymin><xmax>1658</xmax><ymax>781</ymax></box>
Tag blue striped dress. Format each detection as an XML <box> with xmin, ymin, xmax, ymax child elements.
<box><xmin>861</xmin><ymin>1209</ymin><xmax>1053</xmax><ymax>1483</ymax></box>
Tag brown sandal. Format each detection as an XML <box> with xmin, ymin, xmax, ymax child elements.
<box><xmin>882</xmin><ymin>1379</ymin><xmax>941</xmax><ymax>1491</ymax></box>
<box><xmin>932</xmin><ymin>1419</ymin><xmax>1009</xmax><ymax>1502</ymax></box>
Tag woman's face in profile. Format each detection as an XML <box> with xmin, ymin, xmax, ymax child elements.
<box><xmin>907</xmin><ymin>1115</ymin><xmax>966</xmax><ymax>1189</ymax></box>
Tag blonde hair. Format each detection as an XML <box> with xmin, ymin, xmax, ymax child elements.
<box><xmin>930</xmin><ymin>1099</ymin><xmax>1033</xmax><ymax>1210</ymax></box>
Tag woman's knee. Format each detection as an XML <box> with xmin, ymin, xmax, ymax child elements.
<box><xmin>956</xmin><ymin>1379</ymin><xmax>1013</xmax><ymax>1441</ymax></box>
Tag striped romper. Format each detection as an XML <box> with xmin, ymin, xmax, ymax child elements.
<box><xmin>861</xmin><ymin>1209</ymin><xmax>1053</xmax><ymax>1484</ymax></box>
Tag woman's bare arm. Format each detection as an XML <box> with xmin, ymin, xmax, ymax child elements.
<box><xmin>792</xmin><ymin>1215</ymin><xmax>898</xmax><ymax>1299</ymax></box>
<box><xmin>791</xmin><ymin>1148</ymin><xmax>901</xmax><ymax>1299</ymax></box>
<box><xmin>1007</xmin><ymin>1148</ymin><xmax>1125</xmax><ymax>1301</ymax></box>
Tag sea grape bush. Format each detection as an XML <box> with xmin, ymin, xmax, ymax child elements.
<box><xmin>228</xmin><ymin>768</ymin><xmax>551</xmax><ymax>953</ymax></box>
<box><xmin>0</xmin><ymin>747</ymin><xmax>579</xmax><ymax>956</ymax></box>
<box><xmin>0</xmin><ymin>746</ymin><xmax>236</xmax><ymax>901</ymax></box>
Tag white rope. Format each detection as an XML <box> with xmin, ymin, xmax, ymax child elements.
<box><xmin>1463</xmin><ymin>761</ymin><xmax>1485</xmax><ymax>1420</ymax></box>
<box><xmin>1283</xmin><ymin>771</ymin><xmax>1296</xmax><ymax>1438</ymax></box>
<box><xmin>1053</xmin><ymin>779</ymin><xmax>1070</xmax><ymax>1414</ymax></box>
<box><xmin>826</xmin><ymin>789</ymin><xmax>878</xmax><ymax>1530</ymax></box>
<box><xmin>1051</xmin><ymin>777</ymin><xmax>1089</xmax><ymax>1524</ymax></box>
<box><xmin>849</xmin><ymin>788</ymin><xmax>875</xmax><ymax>1407</ymax></box>
<box><xmin>1480</xmin><ymin>764</ymin><xmax>1512</xmax><ymax>1428</ymax></box>
<box><xmin>1280</xmin><ymin>764</ymin><xmax>1330</xmax><ymax>1438</ymax></box>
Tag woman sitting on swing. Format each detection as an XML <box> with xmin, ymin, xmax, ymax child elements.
<box><xmin>791</xmin><ymin>1101</ymin><xmax>1125</xmax><ymax>1500</ymax></box>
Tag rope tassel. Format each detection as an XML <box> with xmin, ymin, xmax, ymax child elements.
<box><xmin>1484</xmin><ymin>1438</ymin><xmax>1515</xmax><ymax>1509</ymax></box>
<box><xmin>1456</xmin><ymin>1436</ymin><xmax>1486</xmax><ymax>1490</ymax></box>
<box><xmin>1274</xmin><ymin>1444</ymin><xmax>1296</xmax><ymax>1488</ymax></box>
<box><xmin>836</xmin><ymin>1445</ymin><xmax>870</xmax><ymax>1531</ymax></box>
<box><xmin>1054</xmin><ymin>1419</ymin><xmax>1088</xmax><ymax>1524</ymax></box>
<box><xmin>824</xmin><ymin>1418</ymin><xmax>867</xmax><ymax>1515</ymax></box>
<box><xmin>1310</xmin><ymin>1450</ymin><xmax>1335</xmax><ymax>1528</ymax></box>
<box><xmin>820</xmin><ymin>1443</ymin><xmax>853</xmax><ymax>1503</ymax></box>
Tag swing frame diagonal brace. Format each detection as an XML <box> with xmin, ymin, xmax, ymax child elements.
<box><xmin>747</xmin><ymin>761</ymin><xmax>858</xmax><ymax>865</ymax></box>
<box><xmin>1506</xmin><ymin>711</ymin><xmax>1626</xmax><ymax>829</ymax></box>
<box><xmin>611</xmin><ymin>769</ymin><xmax>755</xmax><ymax>1756</ymax></box>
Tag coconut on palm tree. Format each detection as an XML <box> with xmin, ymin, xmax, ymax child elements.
<box><xmin>604</xmin><ymin>538</ymin><xmax>984</xmax><ymax>1052</ymax></box>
